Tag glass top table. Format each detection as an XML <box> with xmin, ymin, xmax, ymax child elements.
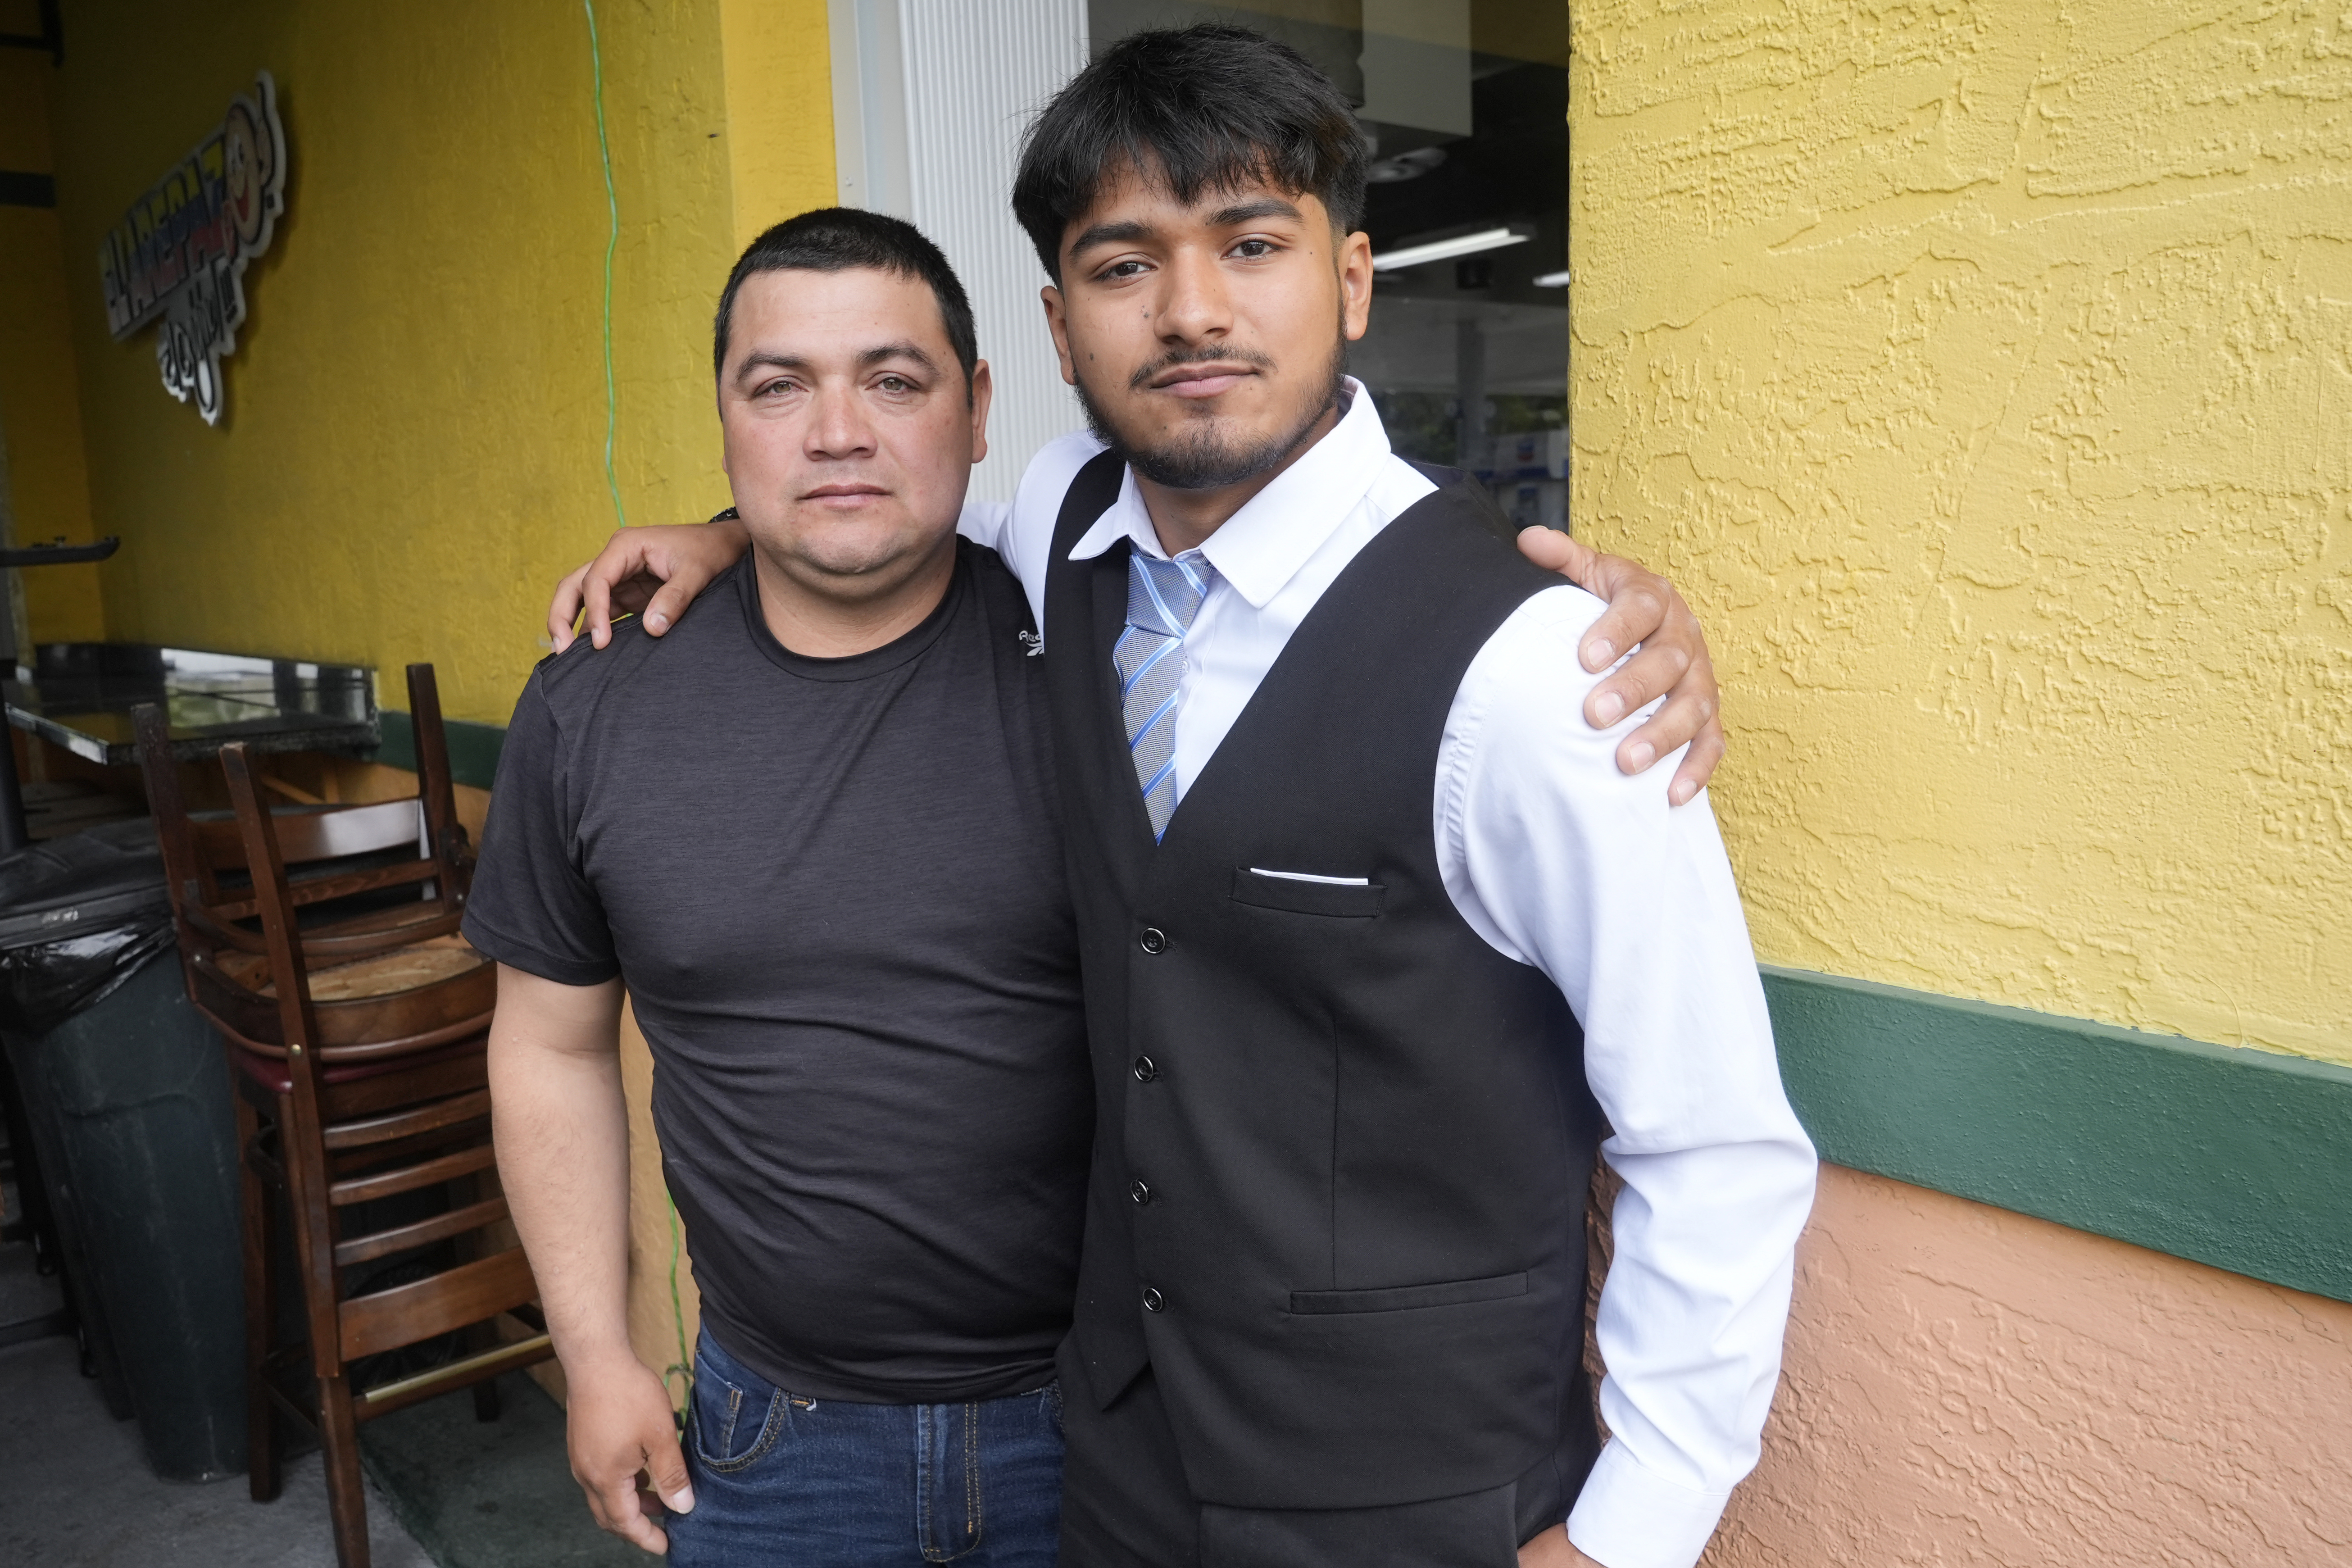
<box><xmin>2</xmin><ymin>643</ymin><xmax>380</xmax><ymax>765</ymax></box>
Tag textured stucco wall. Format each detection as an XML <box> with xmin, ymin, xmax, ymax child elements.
<box><xmin>1708</xmin><ymin>1163</ymin><xmax>2352</xmax><ymax>1566</ymax></box>
<box><xmin>40</xmin><ymin>0</ymin><xmax>832</xmax><ymax>727</ymax></box>
<box><xmin>29</xmin><ymin>0</ymin><xmax>835</xmax><ymax>1410</ymax></box>
<box><xmin>719</xmin><ymin>0</ymin><xmax>839</xmax><ymax>251</ymax></box>
<box><xmin>0</xmin><ymin>50</ymin><xmax>107</xmax><ymax>645</ymax></box>
<box><xmin>1569</xmin><ymin>1</ymin><xmax>2352</xmax><ymax>1066</ymax></box>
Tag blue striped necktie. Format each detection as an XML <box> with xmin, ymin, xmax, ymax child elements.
<box><xmin>1113</xmin><ymin>550</ymin><xmax>1217</xmax><ymax>840</ymax></box>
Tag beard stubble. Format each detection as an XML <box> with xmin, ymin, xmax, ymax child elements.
<box><xmin>1076</xmin><ymin>333</ymin><xmax>1350</xmax><ymax>492</ymax></box>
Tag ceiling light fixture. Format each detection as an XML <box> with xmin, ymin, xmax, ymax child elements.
<box><xmin>1533</xmin><ymin>269</ymin><xmax>1571</xmax><ymax>287</ymax></box>
<box><xmin>1370</xmin><ymin>227</ymin><xmax>1530</xmax><ymax>273</ymax></box>
<box><xmin>1366</xmin><ymin>146</ymin><xmax>1448</xmax><ymax>183</ymax></box>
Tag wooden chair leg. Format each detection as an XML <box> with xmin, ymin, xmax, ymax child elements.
<box><xmin>236</xmin><ymin>1095</ymin><xmax>281</xmax><ymax>1503</ymax></box>
<box><xmin>318</xmin><ymin>1372</ymin><xmax>372</xmax><ymax>1568</ymax></box>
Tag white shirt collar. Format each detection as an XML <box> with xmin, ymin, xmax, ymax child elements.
<box><xmin>1067</xmin><ymin>378</ymin><xmax>1394</xmax><ymax>610</ymax></box>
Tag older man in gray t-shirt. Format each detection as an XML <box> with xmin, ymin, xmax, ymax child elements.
<box><xmin>473</xmin><ymin>211</ymin><xmax>1081</xmax><ymax>1567</ymax></box>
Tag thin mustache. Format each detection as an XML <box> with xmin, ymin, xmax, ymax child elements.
<box><xmin>1129</xmin><ymin>350</ymin><xmax>1276</xmax><ymax>392</ymax></box>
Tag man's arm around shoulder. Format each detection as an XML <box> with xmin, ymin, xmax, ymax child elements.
<box><xmin>489</xmin><ymin>966</ymin><xmax>695</xmax><ymax>1553</ymax></box>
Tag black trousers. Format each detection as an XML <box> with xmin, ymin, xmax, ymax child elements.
<box><xmin>1057</xmin><ymin>1344</ymin><xmax>1574</xmax><ymax>1568</ymax></box>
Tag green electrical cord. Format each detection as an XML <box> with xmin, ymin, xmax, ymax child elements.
<box><xmin>584</xmin><ymin>0</ymin><xmax>627</xmax><ymax>530</ymax></box>
<box><xmin>665</xmin><ymin>1193</ymin><xmax>693</xmax><ymax>1418</ymax></box>
<box><xmin>586</xmin><ymin>0</ymin><xmax>681</xmax><ymax>1418</ymax></box>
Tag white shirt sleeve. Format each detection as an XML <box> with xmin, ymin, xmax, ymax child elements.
<box><xmin>1435</xmin><ymin>585</ymin><xmax>1818</xmax><ymax>1568</ymax></box>
<box><xmin>993</xmin><ymin>429</ymin><xmax>1109</xmax><ymax>634</ymax></box>
<box><xmin>956</xmin><ymin>500</ymin><xmax>1013</xmax><ymax>552</ymax></box>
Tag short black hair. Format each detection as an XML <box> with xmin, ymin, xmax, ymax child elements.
<box><xmin>1012</xmin><ymin>24</ymin><xmax>1368</xmax><ymax>282</ymax></box>
<box><xmin>712</xmin><ymin>207</ymin><xmax>978</xmax><ymax>391</ymax></box>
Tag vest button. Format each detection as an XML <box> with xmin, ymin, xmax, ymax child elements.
<box><xmin>1139</xmin><ymin>927</ymin><xmax>1167</xmax><ymax>955</ymax></box>
<box><xmin>1132</xmin><ymin>1055</ymin><xmax>1159</xmax><ymax>1082</ymax></box>
<box><xmin>1130</xmin><ymin>1179</ymin><xmax>1152</xmax><ymax>1205</ymax></box>
<box><xmin>1141</xmin><ymin>1286</ymin><xmax>1165</xmax><ymax>1313</ymax></box>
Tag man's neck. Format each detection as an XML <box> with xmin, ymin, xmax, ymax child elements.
<box><xmin>1135</xmin><ymin>400</ymin><xmax>1344</xmax><ymax>556</ymax></box>
<box><xmin>748</xmin><ymin>536</ymin><xmax>958</xmax><ymax>658</ymax></box>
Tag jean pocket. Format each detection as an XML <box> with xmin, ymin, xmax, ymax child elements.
<box><xmin>688</xmin><ymin>1341</ymin><xmax>786</xmax><ymax>1473</ymax></box>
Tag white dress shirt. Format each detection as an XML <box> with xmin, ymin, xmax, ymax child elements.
<box><xmin>959</xmin><ymin>385</ymin><xmax>1817</xmax><ymax>1568</ymax></box>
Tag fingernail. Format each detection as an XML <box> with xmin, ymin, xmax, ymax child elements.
<box><xmin>646</xmin><ymin>611</ymin><xmax>671</xmax><ymax>633</ymax></box>
<box><xmin>1626</xmin><ymin>741</ymin><xmax>1655</xmax><ymax>772</ymax></box>
<box><xmin>1671</xmin><ymin>779</ymin><xmax>1696</xmax><ymax>806</ymax></box>
<box><xmin>1593</xmin><ymin>692</ymin><xmax>1626</xmax><ymax>725</ymax></box>
<box><xmin>664</xmin><ymin>1485</ymin><xmax>695</xmax><ymax>1514</ymax></box>
<box><xmin>1585</xmin><ymin>639</ymin><xmax>1615</xmax><ymax>670</ymax></box>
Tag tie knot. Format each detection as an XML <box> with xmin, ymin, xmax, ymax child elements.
<box><xmin>1126</xmin><ymin>551</ymin><xmax>1215</xmax><ymax>640</ymax></box>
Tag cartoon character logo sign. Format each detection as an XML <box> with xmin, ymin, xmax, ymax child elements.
<box><xmin>97</xmin><ymin>73</ymin><xmax>288</xmax><ymax>425</ymax></box>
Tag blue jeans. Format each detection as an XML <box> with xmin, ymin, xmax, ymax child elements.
<box><xmin>667</xmin><ymin>1327</ymin><xmax>1065</xmax><ymax>1567</ymax></box>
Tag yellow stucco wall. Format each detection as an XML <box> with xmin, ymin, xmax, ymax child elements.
<box><xmin>720</xmin><ymin>0</ymin><xmax>839</xmax><ymax>251</ymax></box>
<box><xmin>1570</xmin><ymin>1</ymin><xmax>2352</xmax><ymax>1066</ymax></box>
<box><xmin>37</xmin><ymin>0</ymin><xmax>832</xmax><ymax>727</ymax></box>
<box><xmin>0</xmin><ymin>51</ymin><xmax>107</xmax><ymax>645</ymax></box>
<box><xmin>27</xmin><ymin>0</ymin><xmax>835</xmax><ymax>1412</ymax></box>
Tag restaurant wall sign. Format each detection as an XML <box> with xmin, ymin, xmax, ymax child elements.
<box><xmin>98</xmin><ymin>73</ymin><xmax>288</xmax><ymax>426</ymax></box>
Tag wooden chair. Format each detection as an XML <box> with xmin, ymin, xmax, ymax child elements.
<box><xmin>134</xmin><ymin>665</ymin><xmax>551</xmax><ymax>1568</ymax></box>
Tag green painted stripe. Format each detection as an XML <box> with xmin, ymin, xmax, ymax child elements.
<box><xmin>369</xmin><ymin>710</ymin><xmax>505</xmax><ymax>792</ymax></box>
<box><xmin>1764</xmin><ymin>965</ymin><xmax>2352</xmax><ymax>1304</ymax></box>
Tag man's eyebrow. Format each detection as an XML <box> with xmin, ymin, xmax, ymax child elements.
<box><xmin>1066</xmin><ymin>197</ymin><xmax>1307</xmax><ymax>262</ymax></box>
<box><xmin>732</xmin><ymin>350</ymin><xmax>808</xmax><ymax>380</ymax></box>
<box><xmin>858</xmin><ymin>341</ymin><xmax>941</xmax><ymax>374</ymax></box>
<box><xmin>730</xmin><ymin>343</ymin><xmax>940</xmax><ymax>381</ymax></box>
<box><xmin>1205</xmin><ymin>196</ymin><xmax>1303</xmax><ymax>227</ymax></box>
<box><xmin>1067</xmin><ymin>218</ymin><xmax>1155</xmax><ymax>258</ymax></box>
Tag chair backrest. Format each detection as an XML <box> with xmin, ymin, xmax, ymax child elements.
<box><xmin>134</xmin><ymin>663</ymin><xmax>492</xmax><ymax>1066</ymax></box>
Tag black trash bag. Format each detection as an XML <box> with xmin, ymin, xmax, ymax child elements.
<box><xmin>0</xmin><ymin>818</ymin><xmax>176</xmax><ymax>1036</ymax></box>
<box><xmin>0</xmin><ymin>915</ymin><xmax>177</xmax><ymax>1035</ymax></box>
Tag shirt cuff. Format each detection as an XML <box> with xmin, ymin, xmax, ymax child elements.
<box><xmin>1565</xmin><ymin>1439</ymin><xmax>1732</xmax><ymax>1568</ymax></box>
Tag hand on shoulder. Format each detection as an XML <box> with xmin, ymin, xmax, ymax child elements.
<box><xmin>1514</xmin><ymin>527</ymin><xmax>1723</xmax><ymax>803</ymax></box>
<box><xmin>548</xmin><ymin>514</ymin><xmax>753</xmax><ymax>653</ymax></box>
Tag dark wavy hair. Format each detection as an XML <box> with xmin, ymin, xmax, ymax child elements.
<box><xmin>1011</xmin><ymin>24</ymin><xmax>1369</xmax><ymax>282</ymax></box>
<box><xmin>712</xmin><ymin>207</ymin><xmax>978</xmax><ymax>392</ymax></box>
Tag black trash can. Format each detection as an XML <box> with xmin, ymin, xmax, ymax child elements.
<box><xmin>0</xmin><ymin>817</ymin><xmax>246</xmax><ymax>1482</ymax></box>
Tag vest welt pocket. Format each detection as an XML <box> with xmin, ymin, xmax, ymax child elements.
<box><xmin>1287</xmin><ymin>1270</ymin><xmax>1528</xmax><ymax>1315</ymax></box>
<box><xmin>1229</xmin><ymin>868</ymin><xmax>1387</xmax><ymax>918</ymax></box>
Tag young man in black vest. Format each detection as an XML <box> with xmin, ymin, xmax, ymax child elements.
<box><xmin>1010</xmin><ymin>34</ymin><xmax>1813</xmax><ymax>1568</ymax></box>
<box><xmin>540</xmin><ymin>30</ymin><xmax>1809</xmax><ymax>1568</ymax></box>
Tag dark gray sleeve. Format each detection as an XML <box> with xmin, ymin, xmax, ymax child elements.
<box><xmin>459</xmin><ymin>673</ymin><xmax>620</xmax><ymax>987</ymax></box>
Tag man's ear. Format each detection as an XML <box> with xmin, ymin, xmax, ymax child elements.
<box><xmin>1042</xmin><ymin>284</ymin><xmax>1077</xmax><ymax>386</ymax></box>
<box><xmin>1339</xmin><ymin>230</ymin><xmax>1373</xmax><ymax>343</ymax></box>
<box><xmin>968</xmin><ymin>359</ymin><xmax>994</xmax><ymax>465</ymax></box>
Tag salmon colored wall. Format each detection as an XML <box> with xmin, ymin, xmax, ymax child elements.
<box><xmin>1568</xmin><ymin>1</ymin><xmax>2352</xmax><ymax>1067</ymax></box>
<box><xmin>1708</xmin><ymin>1164</ymin><xmax>2352</xmax><ymax>1566</ymax></box>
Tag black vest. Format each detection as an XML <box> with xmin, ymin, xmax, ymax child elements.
<box><xmin>1044</xmin><ymin>453</ymin><xmax>1604</xmax><ymax>1512</ymax></box>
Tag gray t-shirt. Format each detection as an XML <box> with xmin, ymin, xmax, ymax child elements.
<box><xmin>463</xmin><ymin>544</ymin><xmax>1090</xmax><ymax>1403</ymax></box>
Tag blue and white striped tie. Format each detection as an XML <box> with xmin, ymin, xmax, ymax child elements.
<box><xmin>1114</xmin><ymin>551</ymin><xmax>1216</xmax><ymax>840</ymax></box>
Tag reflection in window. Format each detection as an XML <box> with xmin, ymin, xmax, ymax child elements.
<box><xmin>1087</xmin><ymin>2</ymin><xmax>1569</xmax><ymax>530</ymax></box>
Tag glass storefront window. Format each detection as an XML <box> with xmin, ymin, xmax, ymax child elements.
<box><xmin>1088</xmin><ymin>2</ymin><xmax>1570</xmax><ymax>529</ymax></box>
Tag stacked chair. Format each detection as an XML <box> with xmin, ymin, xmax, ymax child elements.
<box><xmin>134</xmin><ymin>664</ymin><xmax>551</xmax><ymax>1568</ymax></box>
